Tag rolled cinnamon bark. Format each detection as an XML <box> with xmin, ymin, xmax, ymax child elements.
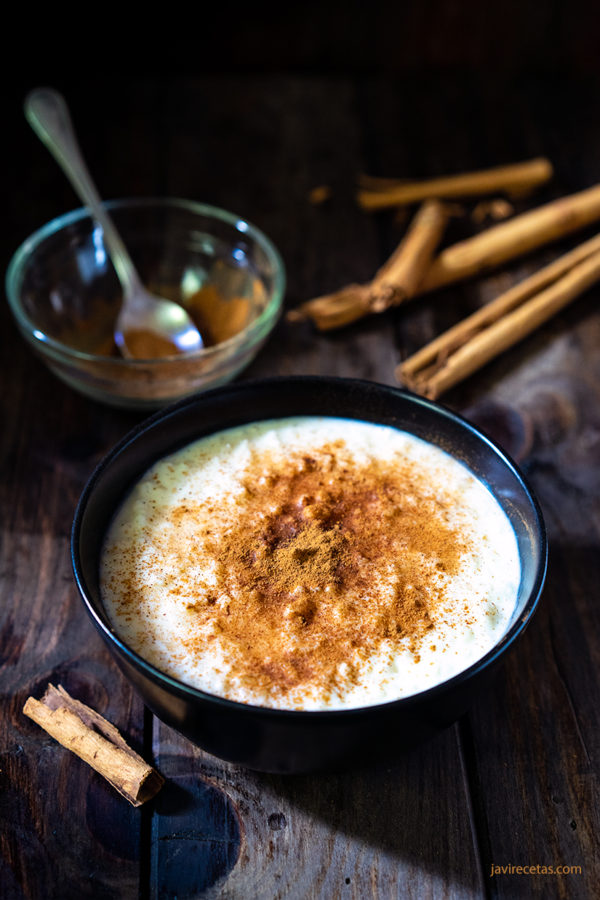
<box><xmin>368</xmin><ymin>200</ymin><xmax>450</xmax><ymax>309</ymax></box>
<box><xmin>398</xmin><ymin>241</ymin><xmax>600</xmax><ymax>398</ymax></box>
<box><xmin>357</xmin><ymin>158</ymin><xmax>553</xmax><ymax>211</ymax></box>
<box><xmin>23</xmin><ymin>684</ymin><xmax>164</xmax><ymax>807</ymax></box>
<box><xmin>401</xmin><ymin>232</ymin><xmax>600</xmax><ymax>377</ymax></box>
<box><xmin>288</xmin><ymin>199</ymin><xmax>449</xmax><ymax>330</ymax></box>
<box><xmin>420</xmin><ymin>183</ymin><xmax>600</xmax><ymax>293</ymax></box>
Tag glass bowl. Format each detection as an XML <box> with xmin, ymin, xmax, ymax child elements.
<box><xmin>6</xmin><ymin>198</ymin><xmax>285</xmax><ymax>409</ymax></box>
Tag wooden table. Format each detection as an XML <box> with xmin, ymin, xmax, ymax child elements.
<box><xmin>2</xmin><ymin>71</ymin><xmax>599</xmax><ymax>899</ymax></box>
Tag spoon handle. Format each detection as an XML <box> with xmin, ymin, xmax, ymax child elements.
<box><xmin>25</xmin><ymin>87</ymin><xmax>143</xmax><ymax>295</ymax></box>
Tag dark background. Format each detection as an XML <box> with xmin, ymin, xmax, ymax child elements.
<box><xmin>4</xmin><ymin>0</ymin><xmax>600</xmax><ymax>295</ymax></box>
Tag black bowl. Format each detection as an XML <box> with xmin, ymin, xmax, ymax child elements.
<box><xmin>71</xmin><ymin>376</ymin><xmax>547</xmax><ymax>773</ymax></box>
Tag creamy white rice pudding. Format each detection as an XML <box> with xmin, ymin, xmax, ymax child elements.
<box><xmin>100</xmin><ymin>417</ymin><xmax>520</xmax><ymax>710</ymax></box>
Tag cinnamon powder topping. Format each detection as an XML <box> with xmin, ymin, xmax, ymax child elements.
<box><xmin>174</xmin><ymin>444</ymin><xmax>470</xmax><ymax>704</ymax></box>
<box><xmin>101</xmin><ymin>418</ymin><xmax>522</xmax><ymax>710</ymax></box>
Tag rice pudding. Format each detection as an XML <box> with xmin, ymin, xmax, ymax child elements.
<box><xmin>100</xmin><ymin>417</ymin><xmax>521</xmax><ymax>710</ymax></box>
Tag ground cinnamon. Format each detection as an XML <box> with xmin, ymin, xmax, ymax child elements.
<box><xmin>53</xmin><ymin>278</ymin><xmax>258</xmax><ymax>359</ymax></box>
<box><xmin>247</xmin><ymin>519</ymin><xmax>352</xmax><ymax>596</ymax></box>
<box><xmin>119</xmin><ymin>329</ymin><xmax>181</xmax><ymax>359</ymax></box>
<box><xmin>181</xmin><ymin>446</ymin><xmax>470</xmax><ymax>701</ymax></box>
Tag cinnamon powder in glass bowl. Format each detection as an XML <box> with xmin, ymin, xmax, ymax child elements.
<box><xmin>6</xmin><ymin>198</ymin><xmax>285</xmax><ymax>409</ymax></box>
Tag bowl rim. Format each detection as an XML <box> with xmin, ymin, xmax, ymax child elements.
<box><xmin>5</xmin><ymin>196</ymin><xmax>286</xmax><ymax>365</ymax></box>
<box><xmin>71</xmin><ymin>376</ymin><xmax>548</xmax><ymax>720</ymax></box>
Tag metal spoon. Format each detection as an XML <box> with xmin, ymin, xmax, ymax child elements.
<box><xmin>25</xmin><ymin>88</ymin><xmax>203</xmax><ymax>358</ymax></box>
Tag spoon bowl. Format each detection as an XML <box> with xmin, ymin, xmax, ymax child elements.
<box><xmin>24</xmin><ymin>88</ymin><xmax>203</xmax><ymax>358</ymax></box>
<box><xmin>113</xmin><ymin>289</ymin><xmax>205</xmax><ymax>359</ymax></box>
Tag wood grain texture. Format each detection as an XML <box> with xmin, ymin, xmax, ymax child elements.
<box><xmin>151</xmin><ymin>722</ymin><xmax>483</xmax><ymax>899</ymax></box>
<box><xmin>2</xmin><ymin>58</ymin><xmax>600</xmax><ymax>900</ymax></box>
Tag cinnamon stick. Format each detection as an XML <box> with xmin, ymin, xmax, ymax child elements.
<box><xmin>23</xmin><ymin>684</ymin><xmax>164</xmax><ymax>806</ymax></box>
<box><xmin>420</xmin><ymin>182</ymin><xmax>600</xmax><ymax>293</ymax></box>
<box><xmin>357</xmin><ymin>158</ymin><xmax>553</xmax><ymax>211</ymax></box>
<box><xmin>471</xmin><ymin>198</ymin><xmax>514</xmax><ymax>224</ymax></box>
<box><xmin>397</xmin><ymin>238</ymin><xmax>600</xmax><ymax>399</ymax></box>
<box><xmin>288</xmin><ymin>199</ymin><xmax>449</xmax><ymax>330</ymax></box>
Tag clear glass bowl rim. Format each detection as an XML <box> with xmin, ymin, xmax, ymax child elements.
<box><xmin>5</xmin><ymin>196</ymin><xmax>286</xmax><ymax>365</ymax></box>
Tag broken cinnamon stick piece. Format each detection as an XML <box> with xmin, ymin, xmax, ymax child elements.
<box><xmin>369</xmin><ymin>200</ymin><xmax>451</xmax><ymax>309</ymax></box>
<box><xmin>420</xmin><ymin>182</ymin><xmax>600</xmax><ymax>293</ymax></box>
<box><xmin>23</xmin><ymin>684</ymin><xmax>164</xmax><ymax>807</ymax></box>
<box><xmin>471</xmin><ymin>198</ymin><xmax>515</xmax><ymax>224</ymax></box>
<box><xmin>287</xmin><ymin>199</ymin><xmax>449</xmax><ymax>330</ymax></box>
<box><xmin>308</xmin><ymin>185</ymin><xmax>333</xmax><ymax>205</ymax></box>
<box><xmin>397</xmin><ymin>239</ymin><xmax>600</xmax><ymax>399</ymax></box>
<box><xmin>286</xmin><ymin>283</ymin><xmax>373</xmax><ymax>330</ymax></box>
<box><xmin>357</xmin><ymin>157</ymin><xmax>553</xmax><ymax>211</ymax></box>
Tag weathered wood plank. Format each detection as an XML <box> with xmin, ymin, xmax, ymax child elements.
<box><xmin>462</xmin><ymin>319</ymin><xmax>600</xmax><ymax>899</ymax></box>
<box><xmin>151</xmin><ymin>721</ymin><xmax>483</xmax><ymax>900</ymax></box>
